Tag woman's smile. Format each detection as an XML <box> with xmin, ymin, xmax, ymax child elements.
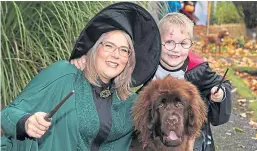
<box><xmin>106</xmin><ymin>61</ymin><xmax>119</xmax><ymax>68</ymax></box>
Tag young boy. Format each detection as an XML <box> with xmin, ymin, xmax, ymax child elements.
<box><xmin>71</xmin><ymin>13</ymin><xmax>232</xmax><ymax>151</ymax></box>
<box><xmin>150</xmin><ymin>13</ymin><xmax>232</xmax><ymax>151</ymax></box>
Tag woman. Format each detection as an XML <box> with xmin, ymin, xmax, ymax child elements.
<box><xmin>1</xmin><ymin>2</ymin><xmax>161</xmax><ymax>151</ymax></box>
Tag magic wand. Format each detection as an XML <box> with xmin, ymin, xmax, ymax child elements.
<box><xmin>44</xmin><ymin>90</ymin><xmax>75</xmax><ymax>121</ymax></box>
<box><xmin>214</xmin><ymin>68</ymin><xmax>229</xmax><ymax>94</ymax></box>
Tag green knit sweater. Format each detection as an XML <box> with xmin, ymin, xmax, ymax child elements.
<box><xmin>1</xmin><ymin>60</ymin><xmax>137</xmax><ymax>151</ymax></box>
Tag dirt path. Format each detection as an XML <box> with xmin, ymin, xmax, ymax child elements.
<box><xmin>212</xmin><ymin>93</ymin><xmax>257</xmax><ymax>151</ymax></box>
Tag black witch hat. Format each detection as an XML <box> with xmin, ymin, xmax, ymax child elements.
<box><xmin>70</xmin><ymin>2</ymin><xmax>161</xmax><ymax>87</ymax></box>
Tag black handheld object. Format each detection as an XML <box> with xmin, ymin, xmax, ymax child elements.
<box><xmin>214</xmin><ymin>68</ymin><xmax>229</xmax><ymax>94</ymax></box>
<box><xmin>44</xmin><ymin>90</ymin><xmax>75</xmax><ymax>121</ymax></box>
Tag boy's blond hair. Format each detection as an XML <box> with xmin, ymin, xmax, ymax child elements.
<box><xmin>158</xmin><ymin>13</ymin><xmax>194</xmax><ymax>39</ymax></box>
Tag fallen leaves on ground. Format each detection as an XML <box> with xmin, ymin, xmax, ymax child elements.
<box><xmin>240</xmin><ymin>113</ymin><xmax>247</xmax><ymax>118</ymax></box>
<box><xmin>234</xmin><ymin>72</ymin><xmax>257</xmax><ymax>94</ymax></box>
<box><xmin>249</xmin><ymin>120</ymin><xmax>257</xmax><ymax>128</ymax></box>
<box><xmin>233</xmin><ymin>127</ymin><xmax>245</xmax><ymax>133</ymax></box>
<box><xmin>192</xmin><ymin>37</ymin><xmax>257</xmax><ymax>129</ymax></box>
<box><xmin>192</xmin><ymin>37</ymin><xmax>257</xmax><ymax>95</ymax></box>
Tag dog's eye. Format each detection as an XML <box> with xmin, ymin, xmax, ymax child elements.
<box><xmin>158</xmin><ymin>103</ymin><xmax>164</xmax><ymax>108</ymax></box>
<box><xmin>158</xmin><ymin>98</ymin><xmax>167</xmax><ymax>108</ymax></box>
<box><xmin>175</xmin><ymin>102</ymin><xmax>184</xmax><ymax>108</ymax></box>
<box><xmin>158</xmin><ymin>100</ymin><xmax>166</xmax><ymax>108</ymax></box>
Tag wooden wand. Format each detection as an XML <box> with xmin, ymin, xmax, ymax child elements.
<box><xmin>214</xmin><ymin>68</ymin><xmax>229</xmax><ymax>94</ymax></box>
<box><xmin>44</xmin><ymin>90</ymin><xmax>75</xmax><ymax>121</ymax></box>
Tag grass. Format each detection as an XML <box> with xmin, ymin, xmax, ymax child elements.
<box><xmin>248</xmin><ymin>102</ymin><xmax>257</xmax><ymax>119</ymax></box>
<box><xmin>232</xmin><ymin>66</ymin><xmax>257</xmax><ymax>75</ymax></box>
<box><xmin>2</xmin><ymin>1</ymin><xmax>104</xmax><ymax>106</ymax></box>
<box><xmin>227</xmin><ymin>68</ymin><xmax>257</xmax><ymax>119</ymax></box>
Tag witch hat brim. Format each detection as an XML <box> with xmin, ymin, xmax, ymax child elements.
<box><xmin>69</xmin><ymin>2</ymin><xmax>161</xmax><ymax>87</ymax></box>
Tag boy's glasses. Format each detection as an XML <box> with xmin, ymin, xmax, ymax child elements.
<box><xmin>162</xmin><ymin>39</ymin><xmax>193</xmax><ymax>51</ymax></box>
<box><xmin>100</xmin><ymin>41</ymin><xmax>131</xmax><ymax>57</ymax></box>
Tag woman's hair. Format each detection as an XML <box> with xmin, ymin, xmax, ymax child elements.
<box><xmin>159</xmin><ymin>12</ymin><xmax>194</xmax><ymax>39</ymax></box>
<box><xmin>84</xmin><ymin>30</ymin><xmax>135</xmax><ymax>100</ymax></box>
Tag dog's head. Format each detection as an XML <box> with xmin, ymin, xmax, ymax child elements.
<box><xmin>133</xmin><ymin>75</ymin><xmax>207</xmax><ymax>148</ymax></box>
<box><xmin>218</xmin><ymin>28</ymin><xmax>230</xmax><ymax>39</ymax></box>
<box><xmin>148</xmin><ymin>92</ymin><xmax>192</xmax><ymax>147</ymax></box>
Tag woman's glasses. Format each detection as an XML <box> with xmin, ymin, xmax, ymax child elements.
<box><xmin>162</xmin><ymin>39</ymin><xmax>193</xmax><ymax>51</ymax></box>
<box><xmin>100</xmin><ymin>42</ymin><xmax>131</xmax><ymax>57</ymax></box>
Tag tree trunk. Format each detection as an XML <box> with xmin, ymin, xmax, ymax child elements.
<box><xmin>233</xmin><ymin>2</ymin><xmax>257</xmax><ymax>38</ymax></box>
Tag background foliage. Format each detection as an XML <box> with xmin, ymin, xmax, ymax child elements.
<box><xmin>211</xmin><ymin>1</ymin><xmax>244</xmax><ymax>25</ymax></box>
<box><xmin>1</xmin><ymin>1</ymin><xmax>147</xmax><ymax>107</ymax></box>
<box><xmin>1</xmin><ymin>1</ymin><xmax>254</xmax><ymax>107</ymax></box>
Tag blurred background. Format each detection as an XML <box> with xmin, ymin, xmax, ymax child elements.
<box><xmin>148</xmin><ymin>2</ymin><xmax>257</xmax><ymax>150</ymax></box>
<box><xmin>1</xmin><ymin>1</ymin><xmax>257</xmax><ymax>150</ymax></box>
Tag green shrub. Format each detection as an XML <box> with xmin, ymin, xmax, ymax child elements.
<box><xmin>211</xmin><ymin>1</ymin><xmax>244</xmax><ymax>25</ymax></box>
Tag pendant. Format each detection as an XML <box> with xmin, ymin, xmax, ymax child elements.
<box><xmin>100</xmin><ymin>89</ymin><xmax>111</xmax><ymax>98</ymax></box>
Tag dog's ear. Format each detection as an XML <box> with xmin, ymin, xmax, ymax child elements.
<box><xmin>186</xmin><ymin>106</ymin><xmax>196</xmax><ymax>136</ymax></box>
<box><xmin>188</xmin><ymin>106</ymin><xmax>194</xmax><ymax>126</ymax></box>
<box><xmin>147</xmin><ymin>101</ymin><xmax>159</xmax><ymax>131</ymax></box>
<box><xmin>186</xmin><ymin>94</ymin><xmax>207</xmax><ymax>137</ymax></box>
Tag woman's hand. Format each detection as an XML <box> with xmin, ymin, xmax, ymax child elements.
<box><xmin>210</xmin><ymin>86</ymin><xmax>224</xmax><ymax>102</ymax></box>
<box><xmin>25</xmin><ymin>112</ymin><xmax>51</xmax><ymax>138</ymax></box>
<box><xmin>70</xmin><ymin>55</ymin><xmax>87</xmax><ymax>70</ymax></box>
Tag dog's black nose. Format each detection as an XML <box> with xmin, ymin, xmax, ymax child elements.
<box><xmin>167</xmin><ymin>115</ymin><xmax>178</xmax><ymax>125</ymax></box>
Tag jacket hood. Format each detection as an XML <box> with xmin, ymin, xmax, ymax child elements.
<box><xmin>70</xmin><ymin>2</ymin><xmax>161</xmax><ymax>87</ymax></box>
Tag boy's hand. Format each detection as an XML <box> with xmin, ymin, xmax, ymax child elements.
<box><xmin>210</xmin><ymin>86</ymin><xmax>224</xmax><ymax>102</ymax></box>
<box><xmin>186</xmin><ymin>136</ymin><xmax>195</xmax><ymax>151</ymax></box>
<box><xmin>70</xmin><ymin>55</ymin><xmax>87</xmax><ymax>70</ymax></box>
<box><xmin>25</xmin><ymin>112</ymin><xmax>51</xmax><ymax>138</ymax></box>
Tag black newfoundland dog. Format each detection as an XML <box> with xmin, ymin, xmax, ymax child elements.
<box><xmin>131</xmin><ymin>75</ymin><xmax>207</xmax><ymax>151</ymax></box>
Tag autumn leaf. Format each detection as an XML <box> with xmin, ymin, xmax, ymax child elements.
<box><xmin>237</xmin><ymin>99</ymin><xmax>247</xmax><ymax>103</ymax></box>
<box><xmin>249</xmin><ymin>120</ymin><xmax>257</xmax><ymax>128</ymax></box>
<box><xmin>240</xmin><ymin>113</ymin><xmax>247</xmax><ymax>118</ymax></box>
<box><xmin>233</xmin><ymin>127</ymin><xmax>244</xmax><ymax>133</ymax></box>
